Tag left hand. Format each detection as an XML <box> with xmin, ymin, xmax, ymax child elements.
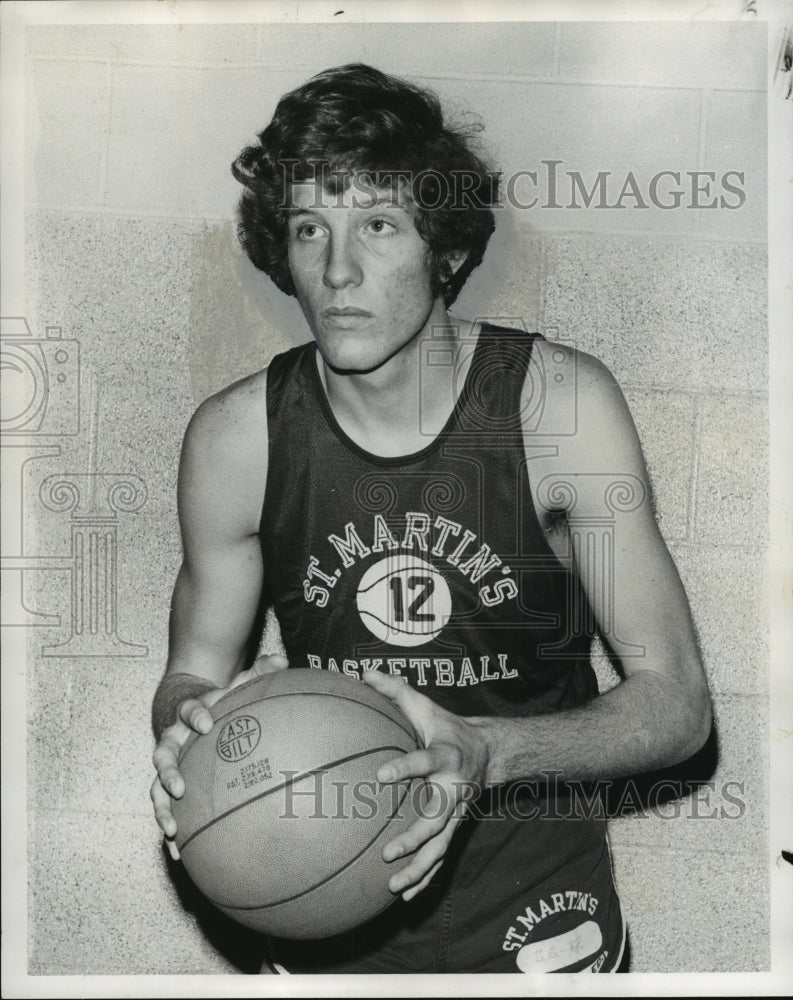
<box><xmin>151</xmin><ymin>654</ymin><xmax>290</xmax><ymax>859</ymax></box>
<box><xmin>362</xmin><ymin>670</ymin><xmax>491</xmax><ymax>901</ymax></box>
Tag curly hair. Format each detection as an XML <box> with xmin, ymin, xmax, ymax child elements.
<box><xmin>231</xmin><ymin>64</ymin><xmax>499</xmax><ymax>307</ymax></box>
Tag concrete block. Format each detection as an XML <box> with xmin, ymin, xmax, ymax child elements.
<box><xmin>45</xmin><ymin>657</ymin><xmax>164</xmax><ymax>815</ymax></box>
<box><xmin>23</xmin><ymin>503</ymin><xmax>180</xmax><ymax>664</ymax></box>
<box><xmin>27</xmin><ymin>211</ymin><xmax>198</xmax><ymax>360</ymax></box>
<box><xmin>27</xmin><ymin>661</ymin><xmax>73</xmax><ymax>810</ymax></box>
<box><xmin>590</xmin><ymin>633</ymin><xmax>621</xmax><ymax>693</ymax></box>
<box><xmin>186</xmin><ymin>221</ymin><xmax>309</xmax><ymax>405</ymax></box>
<box><xmin>24</xmin><ymin>211</ymin><xmax>306</xmax><ymax>520</ymax></box>
<box><xmin>28</xmin><ymin>810</ymin><xmax>238</xmax><ymax>974</ymax></box>
<box><xmin>105</xmin><ymin>64</ymin><xmax>272</xmax><ymax>216</ymax></box>
<box><xmin>558</xmin><ymin>21</ymin><xmax>767</xmax><ymax>91</ymax></box>
<box><xmin>442</xmin><ymin>80</ymin><xmax>703</xmax><ymax>238</ymax></box>
<box><xmin>26</xmin><ymin>59</ymin><xmax>108</xmax><ymax>208</ymax></box>
<box><xmin>701</xmin><ymin>89</ymin><xmax>767</xmax><ymax>242</ymax></box>
<box><xmin>454</xmin><ymin>221</ymin><xmax>543</xmax><ymax>331</ymax></box>
<box><xmin>694</xmin><ymin>393</ymin><xmax>768</xmax><ymax>548</ymax></box>
<box><xmin>367</xmin><ymin>21</ymin><xmax>557</xmax><ymax>79</ymax></box>
<box><xmin>607</xmin><ymin>692</ymin><xmax>768</xmax><ymax>859</ymax></box>
<box><xmin>27</xmin><ymin>23</ymin><xmax>260</xmax><ymax>64</ymax></box>
<box><xmin>259</xmin><ymin>605</ymin><xmax>286</xmax><ymax>658</ymax></box>
<box><xmin>87</xmin><ymin>361</ymin><xmax>192</xmax><ymax>514</ymax></box>
<box><xmin>671</xmin><ymin>543</ymin><xmax>768</xmax><ymax>695</ymax></box>
<box><xmin>258</xmin><ymin>22</ymin><xmax>371</xmax><ymax>70</ymax></box>
<box><xmin>611</xmin><ymin>843</ymin><xmax>769</xmax><ymax>971</ymax></box>
<box><xmin>18</xmin><ymin>469</ymin><xmax>176</xmax><ymax>665</ymax></box>
<box><xmin>115</xmin><ymin>512</ymin><xmax>182</xmax><ymax>665</ymax></box>
<box><xmin>542</xmin><ymin>236</ymin><xmax>767</xmax><ymax>394</ymax></box>
<box><xmin>25</xmin><ymin>211</ymin><xmax>208</xmax><ymax>512</ymax></box>
<box><xmin>622</xmin><ymin>388</ymin><xmax>697</xmax><ymax>542</ymax></box>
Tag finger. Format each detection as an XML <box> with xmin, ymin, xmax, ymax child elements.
<box><xmin>384</xmin><ymin>780</ymin><xmax>472</xmax><ymax>862</ymax></box>
<box><xmin>178</xmin><ymin>697</ymin><xmax>214</xmax><ymax>734</ymax></box>
<box><xmin>377</xmin><ymin>744</ymin><xmax>459</xmax><ymax>784</ymax></box>
<box><xmin>250</xmin><ymin>653</ymin><xmax>289</xmax><ymax>676</ymax></box>
<box><xmin>389</xmin><ymin>817</ymin><xmax>461</xmax><ymax>895</ymax></box>
<box><xmin>363</xmin><ymin>670</ymin><xmax>426</xmax><ymax>722</ymax></box>
<box><xmin>363</xmin><ymin>670</ymin><xmax>445</xmax><ymax>747</ymax></box>
<box><xmin>152</xmin><ymin>738</ymin><xmax>185</xmax><ymax>799</ymax></box>
<box><xmin>362</xmin><ymin>668</ymin><xmax>409</xmax><ymax>699</ymax></box>
<box><xmin>150</xmin><ymin>776</ymin><xmax>178</xmax><ymax>838</ymax></box>
<box><xmin>402</xmin><ymin>859</ymin><xmax>443</xmax><ymax>902</ymax></box>
<box><xmin>383</xmin><ymin>781</ymin><xmax>454</xmax><ymax>861</ymax></box>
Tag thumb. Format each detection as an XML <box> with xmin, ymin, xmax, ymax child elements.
<box><xmin>362</xmin><ymin>667</ymin><xmax>410</xmax><ymax>701</ymax></box>
<box><xmin>363</xmin><ymin>669</ymin><xmax>432</xmax><ymax>744</ymax></box>
<box><xmin>251</xmin><ymin>653</ymin><xmax>289</xmax><ymax>676</ymax></box>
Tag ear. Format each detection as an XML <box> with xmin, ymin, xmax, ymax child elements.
<box><xmin>445</xmin><ymin>250</ymin><xmax>468</xmax><ymax>276</ymax></box>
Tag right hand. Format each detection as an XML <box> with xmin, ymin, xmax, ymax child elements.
<box><xmin>150</xmin><ymin>653</ymin><xmax>289</xmax><ymax>859</ymax></box>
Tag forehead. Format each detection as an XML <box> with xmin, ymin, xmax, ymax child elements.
<box><xmin>287</xmin><ymin>177</ymin><xmax>413</xmax><ymax>214</ymax></box>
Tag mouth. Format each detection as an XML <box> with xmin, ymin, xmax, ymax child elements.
<box><xmin>322</xmin><ymin>307</ymin><xmax>373</xmax><ymax>318</ymax></box>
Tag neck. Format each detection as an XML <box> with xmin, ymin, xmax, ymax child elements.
<box><xmin>317</xmin><ymin>306</ymin><xmax>477</xmax><ymax>458</ymax></box>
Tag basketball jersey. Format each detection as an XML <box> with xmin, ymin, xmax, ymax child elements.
<box><xmin>259</xmin><ymin>323</ymin><xmax>625</xmax><ymax>973</ymax></box>
<box><xmin>260</xmin><ymin>323</ymin><xmax>598</xmax><ymax>718</ymax></box>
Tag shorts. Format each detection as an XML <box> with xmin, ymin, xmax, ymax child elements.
<box><xmin>263</xmin><ymin>803</ymin><xmax>626</xmax><ymax>974</ymax></box>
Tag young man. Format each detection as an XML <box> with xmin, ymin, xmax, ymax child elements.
<box><xmin>150</xmin><ymin>64</ymin><xmax>711</xmax><ymax>974</ymax></box>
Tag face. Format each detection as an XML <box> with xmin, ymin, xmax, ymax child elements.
<box><xmin>286</xmin><ymin>180</ymin><xmax>445</xmax><ymax>374</ymax></box>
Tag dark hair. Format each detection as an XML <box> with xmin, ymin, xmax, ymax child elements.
<box><xmin>231</xmin><ymin>64</ymin><xmax>499</xmax><ymax>306</ymax></box>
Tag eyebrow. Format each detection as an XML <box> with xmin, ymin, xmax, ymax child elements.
<box><xmin>287</xmin><ymin>194</ymin><xmax>408</xmax><ymax>215</ymax></box>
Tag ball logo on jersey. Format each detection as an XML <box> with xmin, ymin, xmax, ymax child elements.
<box><xmin>356</xmin><ymin>554</ymin><xmax>452</xmax><ymax>646</ymax></box>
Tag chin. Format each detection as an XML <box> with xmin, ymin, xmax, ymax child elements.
<box><xmin>317</xmin><ymin>334</ymin><xmax>403</xmax><ymax>376</ymax></box>
<box><xmin>321</xmin><ymin>351</ymin><xmax>390</xmax><ymax>376</ymax></box>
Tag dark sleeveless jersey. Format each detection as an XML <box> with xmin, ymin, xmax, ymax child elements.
<box><xmin>260</xmin><ymin>324</ymin><xmax>625</xmax><ymax>973</ymax></box>
<box><xmin>259</xmin><ymin>322</ymin><xmax>599</xmax><ymax>718</ymax></box>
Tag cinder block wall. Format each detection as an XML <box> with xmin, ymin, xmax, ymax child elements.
<box><xmin>21</xmin><ymin>21</ymin><xmax>768</xmax><ymax>974</ymax></box>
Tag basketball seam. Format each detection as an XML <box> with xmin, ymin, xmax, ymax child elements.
<box><xmin>209</xmin><ymin>782</ymin><xmax>414</xmax><ymax>913</ymax></box>
<box><xmin>178</xmin><ymin>744</ymin><xmax>410</xmax><ymax>853</ymax></box>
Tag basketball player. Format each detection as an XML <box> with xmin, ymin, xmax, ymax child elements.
<box><xmin>150</xmin><ymin>64</ymin><xmax>711</xmax><ymax>973</ymax></box>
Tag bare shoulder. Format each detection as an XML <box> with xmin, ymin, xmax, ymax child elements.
<box><xmin>179</xmin><ymin>367</ymin><xmax>270</xmax><ymax>536</ymax></box>
<box><xmin>185</xmin><ymin>367</ymin><xmax>269</xmax><ymax>455</ymax></box>
<box><xmin>524</xmin><ymin>339</ymin><xmax>649</xmax><ymax>514</ymax></box>
<box><xmin>527</xmin><ymin>338</ymin><xmax>640</xmax><ymax>459</ymax></box>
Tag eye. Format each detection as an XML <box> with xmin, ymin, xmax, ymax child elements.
<box><xmin>364</xmin><ymin>217</ymin><xmax>397</xmax><ymax>235</ymax></box>
<box><xmin>294</xmin><ymin>222</ymin><xmax>326</xmax><ymax>241</ymax></box>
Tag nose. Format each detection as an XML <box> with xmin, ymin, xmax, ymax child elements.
<box><xmin>323</xmin><ymin>233</ymin><xmax>362</xmax><ymax>289</ymax></box>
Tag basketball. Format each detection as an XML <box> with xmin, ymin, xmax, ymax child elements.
<box><xmin>356</xmin><ymin>554</ymin><xmax>452</xmax><ymax>646</ymax></box>
<box><xmin>172</xmin><ymin>666</ymin><xmax>428</xmax><ymax>940</ymax></box>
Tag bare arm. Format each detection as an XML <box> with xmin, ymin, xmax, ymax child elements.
<box><xmin>153</xmin><ymin>376</ymin><xmax>270</xmax><ymax>725</ymax></box>
<box><xmin>365</xmin><ymin>344</ymin><xmax>711</xmax><ymax>895</ymax></box>
<box><xmin>150</xmin><ymin>372</ymin><xmax>287</xmax><ymax>848</ymax></box>
<box><xmin>479</xmin><ymin>345</ymin><xmax>711</xmax><ymax>781</ymax></box>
